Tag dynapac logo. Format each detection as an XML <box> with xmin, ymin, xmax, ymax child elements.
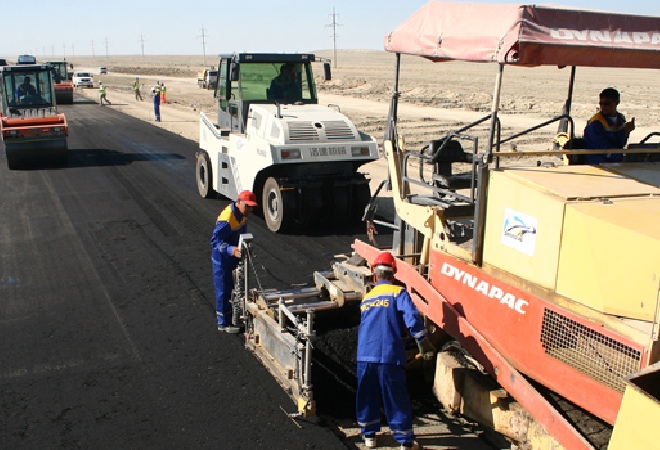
<box><xmin>550</xmin><ymin>29</ymin><xmax>660</xmax><ymax>45</ymax></box>
<box><xmin>440</xmin><ymin>262</ymin><xmax>528</xmax><ymax>314</ymax></box>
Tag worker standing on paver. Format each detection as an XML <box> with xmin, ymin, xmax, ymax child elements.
<box><xmin>160</xmin><ymin>82</ymin><xmax>166</xmax><ymax>103</ymax></box>
<box><xmin>152</xmin><ymin>84</ymin><xmax>161</xmax><ymax>122</ymax></box>
<box><xmin>133</xmin><ymin>77</ymin><xmax>143</xmax><ymax>101</ymax></box>
<box><xmin>357</xmin><ymin>251</ymin><xmax>435</xmax><ymax>450</ymax></box>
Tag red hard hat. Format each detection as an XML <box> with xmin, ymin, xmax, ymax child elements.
<box><xmin>373</xmin><ymin>251</ymin><xmax>397</xmax><ymax>274</ymax></box>
<box><xmin>238</xmin><ymin>190</ymin><xmax>258</xmax><ymax>207</ymax></box>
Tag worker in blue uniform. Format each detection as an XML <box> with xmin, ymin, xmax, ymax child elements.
<box><xmin>357</xmin><ymin>251</ymin><xmax>435</xmax><ymax>450</ymax></box>
<box><xmin>211</xmin><ymin>190</ymin><xmax>258</xmax><ymax>333</ymax></box>
<box><xmin>583</xmin><ymin>87</ymin><xmax>635</xmax><ymax>165</ymax></box>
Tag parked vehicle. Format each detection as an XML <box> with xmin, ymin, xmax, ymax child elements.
<box><xmin>16</xmin><ymin>54</ymin><xmax>36</xmax><ymax>65</ymax></box>
<box><xmin>197</xmin><ymin>67</ymin><xmax>217</xmax><ymax>89</ymax></box>
<box><xmin>72</xmin><ymin>71</ymin><xmax>93</xmax><ymax>88</ymax></box>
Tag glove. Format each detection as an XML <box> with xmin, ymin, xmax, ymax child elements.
<box><xmin>416</xmin><ymin>337</ymin><xmax>436</xmax><ymax>361</ymax></box>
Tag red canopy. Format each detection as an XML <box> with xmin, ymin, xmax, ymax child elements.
<box><xmin>384</xmin><ymin>2</ymin><xmax>660</xmax><ymax>69</ymax></box>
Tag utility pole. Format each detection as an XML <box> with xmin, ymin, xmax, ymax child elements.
<box><xmin>91</xmin><ymin>40</ymin><xmax>95</xmax><ymax>57</ymax></box>
<box><xmin>71</xmin><ymin>44</ymin><xmax>74</xmax><ymax>58</ymax></box>
<box><xmin>62</xmin><ymin>43</ymin><xmax>66</xmax><ymax>57</ymax></box>
<box><xmin>105</xmin><ymin>37</ymin><xmax>109</xmax><ymax>57</ymax></box>
<box><xmin>139</xmin><ymin>33</ymin><xmax>145</xmax><ymax>58</ymax></box>
<box><xmin>325</xmin><ymin>7</ymin><xmax>342</xmax><ymax>68</ymax></box>
<box><xmin>198</xmin><ymin>25</ymin><xmax>208</xmax><ymax>66</ymax></box>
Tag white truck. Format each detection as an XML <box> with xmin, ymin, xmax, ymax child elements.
<box><xmin>197</xmin><ymin>53</ymin><xmax>379</xmax><ymax>232</ymax></box>
<box><xmin>197</xmin><ymin>67</ymin><xmax>217</xmax><ymax>90</ymax></box>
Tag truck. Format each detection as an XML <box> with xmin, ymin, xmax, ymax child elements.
<box><xmin>227</xmin><ymin>3</ymin><xmax>660</xmax><ymax>448</ymax></box>
<box><xmin>16</xmin><ymin>54</ymin><xmax>36</xmax><ymax>65</ymax></box>
<box><xmin>0</xmin><ymin>64</ymin><xmax>69</xmax><ymax>169</ymax></box>
<box><xmin>197</xmin><ymin>67</ymin><xmax>217</xmax><ymax>89</ymax></box>
<box><xmin>72</xmin><ymin>71</ymin><xmax>94</xmax><ymax>88</ymax></box>
<box><xmin>197</xmin><ymin>53</ymin><xmax>379</xmax><ymax>232</ymax></box>
<box><xmin>45</xmin><ymin>61</ymin><xmax>74</xmax><ymax>104</ymax></box>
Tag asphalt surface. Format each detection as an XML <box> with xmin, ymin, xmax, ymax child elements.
<box><xmin>0</xmin><ymin>96</ymin><xmax>366</xmax><ymax>449</ymax></box>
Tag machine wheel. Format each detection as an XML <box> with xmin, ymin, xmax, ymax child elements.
<box><xmin>262</xmin><ymin>177</ymin><xmax>295</xmax><ymax>232</ymax></box>
<box><xmin>196</xmin><ymin>152</ymin><xmax>216</xmax><ymax>198</ymax></box>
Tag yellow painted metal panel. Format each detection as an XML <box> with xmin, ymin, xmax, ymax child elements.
<box><xmin>556</xmin><ymin>197</ymin><xmax>660</xmax><ymax>321</ymax></box>
<box><xmin>496</xmin><ymin>165</ymin><xmax>660</xmax><ymax>199</ymax></box>
<box><xmin>610</xmin><ymin>362</ymin><xmax>660</xmax><ymax>450</ymax></box>
<box><xmin>606</xmin><ymin>162</ymin><xmax>660</xmax><ymax>189</ymax></box>
<box><xmin>482</xmin><ymin>170</ymin><xmax>566</xmax><ymax>289</ymax></box>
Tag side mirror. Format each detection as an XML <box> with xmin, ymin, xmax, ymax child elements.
<box><xmin>323</xmin><ymin>62</ymin><xmax>331</xmax><ymax>81</ymax></box>
<box><xmin>230</xmin><ymin>63</ymin><xmax>239</xmax><ymax>82</ymax></box>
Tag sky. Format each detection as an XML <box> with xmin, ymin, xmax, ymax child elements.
<box><xmin>4</xmin><ymin>0</ymin><xmax>660</xmax><ymax>57</ymax></box>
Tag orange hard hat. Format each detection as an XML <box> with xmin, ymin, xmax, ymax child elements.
<box><xmin>238</xmin><ymin>190</ymin><xmax>258</xmax><ymax>206</ymax></box>
<box><xmin>373</xmin><ymin>251</ymin><xmax>397</xmax><ymax>274</ymax></box>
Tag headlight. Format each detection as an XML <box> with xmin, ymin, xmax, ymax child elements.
<box><xmin>352</xmin><ymin>146</ymin><xmax>371</xmax><ymax>156</ymax></box>
<box><xmin>281</xmin><ymin>148</ymin><xmax>301</xmax><ymax>159</ymax></box>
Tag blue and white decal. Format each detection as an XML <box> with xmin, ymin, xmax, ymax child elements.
<box><xmin>501</xmin><ymin>208</ymin><xmax>537</xmax><ymax>257</ymax></box>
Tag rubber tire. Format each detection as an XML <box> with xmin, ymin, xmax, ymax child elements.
<box><xmin>262</xmin><ymin>177</ymin><xmax>294</xmax><ymax>233</ymax></box>
<box><xmin>196</xmin><ymin>152</ymin><xmax>216</xmax><ymax>198</ymax></box>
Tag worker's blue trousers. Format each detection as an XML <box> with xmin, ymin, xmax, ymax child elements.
<box><xmin>356</xmin><ymin>362</ymin><xmax>415</xmax><ymax>444</ymax></box>
<box><xmin>212</xmin><ymin>260</ymin><xmax>234</xmax><ymax>327</ymax></box>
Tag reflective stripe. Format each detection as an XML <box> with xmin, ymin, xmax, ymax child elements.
<box><xmin>357</xmin><ymin>419</ymin><xmax>381</xmax><ymax>428</ymax></box>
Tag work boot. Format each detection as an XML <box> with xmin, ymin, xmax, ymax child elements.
<box><xmin>217</xmin><ymin>325</ymin><xmax>241</xmax><ymax>334</ymax></box>
<box><xmin>363</xmin><ymin>435</ymin><xmax>376</xmax><ymax>448</ymax></box>
<box><xmin>400</xmin><ymin>441</ymin><xmax>422</xmax><ymax>450</ymax></box>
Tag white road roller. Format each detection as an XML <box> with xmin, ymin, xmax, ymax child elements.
<box><xmin>197</xmin><ymin>53</ymin><xmax>379</xmax><ymax>232</ymax></box>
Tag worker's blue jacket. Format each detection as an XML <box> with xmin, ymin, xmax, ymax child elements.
<box><xmin>583</xmin><ymin>111</ymin><xmax>628</xmax><ymax>164</ymax></box>
<box><xmin>210</xmin><ymin>202</ymin><xmax>247</xmax><ymax>271</ymax></box>
<box><xmin>357</xmin><ymin>280</ymin><xmax>427</xmax><ymax>366</ymax></box>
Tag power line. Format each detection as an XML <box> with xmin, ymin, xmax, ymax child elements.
<box><xmin>198</xmin><ymin>25</ymin><xmax>208</xmax><ymax>66</ymax></box>
<box><xmin>139</xmin><ymin>33</ymin><xmax>146</xmax><ymax>58</ymax></box>
<box><xmin>325</xmin><ymin>7</ymin><xmax>342</xmax><ymax>68</ymax></box>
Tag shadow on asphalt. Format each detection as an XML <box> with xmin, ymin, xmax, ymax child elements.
<box><xmin>67</xmin><ymin>148</ymin><xmax>185</xmax><ymax>167</ymax></box>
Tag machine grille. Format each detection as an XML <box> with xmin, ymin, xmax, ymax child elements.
<box><xmin>324</xmin><ymin>121</ymin><xmax>355</xmax><ymax>140</ymax></box>
<box><xmin>540</xmin><ymin>308</ymin><xmax>642</xmax><ymax>393</ymax></box>
<box><xmin>288</xmin><ymin>122</ymin><xmax>320</xmax><ymax>141</ymax></box>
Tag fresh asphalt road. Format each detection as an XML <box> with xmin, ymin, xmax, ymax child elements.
<box><xmin>0</xmin><ymin>97</ymin><xmax>365</xmax><ymax>449</ymax></box>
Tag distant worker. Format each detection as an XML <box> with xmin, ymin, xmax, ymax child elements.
<box><xmin>583</xmin><ymin>87</ymin><xmax>635</xmax><ymax>165</ymax></box>
<box><xmin>98</xmin><ymin>81</ymin><xmax>110</xmax><ymax>106</ymax></box>
<box><xmin>268</xmin><ymin>63</ymin><xmax>301</xmax><ymax>101</ymax></box>
<box><xmin>15</xmin><ymin>75</ymin><xmax>36</xmax><ymax>101</ymax></box>
<box><xmin>133</xmin><ymin>77</ymin><xmax>143</xmax><ymax>101</ymax></box>
<box><xmin>211</xmin><ymin>191</ymin><xmax>258</xmax><ymax>333</ymax></box>
<box><xmin>357</xmin><ymin>251</ymin><xmax>434</xmax><ymax>450</ymax></box>
<box><xmin>160</xmin><ymin>82</ymin><xmax>166</xmax><ymax>103</ymax></box>
<box><xmin>153</xmin><ymin>84</ymin><xmax>161</xmax><ymax>122</ymax></box>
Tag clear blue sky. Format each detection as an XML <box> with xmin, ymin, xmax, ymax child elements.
<box><xmin>6</xmin><ymin>0</ymin><xmax>660</xmax><ymax>57</ymax></box>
